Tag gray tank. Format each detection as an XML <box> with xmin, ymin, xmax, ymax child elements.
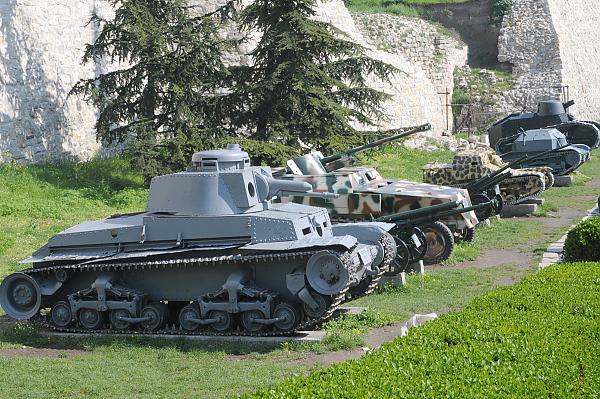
<box><xmin>495</xmin><ymin>128</ymin><xmax>591</xmax><ymax>176</ymax></box>
<box><xmin>489</xmin><ymin>99</ymin><xmax>600</xmax><ymax>149</ymax></box>
<box><xmin>0</xmin><ymin>144</ymin><xmax>396</xmax><ymax>335</ymax></box>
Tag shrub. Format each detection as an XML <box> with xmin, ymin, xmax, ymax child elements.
<box><xmin>563</xmin><ymin>217</ymin><xmax>600</xmax><ymax>262</ymax></box>
<box><xmin>491</xmin><ymin>0</ymin><xmax>512</xmax><ymax>25</ymax></box>
<box><xmin>243</xmin><ymin>262</ymin><xmax>600</xmax><ymax>398</ymax></box>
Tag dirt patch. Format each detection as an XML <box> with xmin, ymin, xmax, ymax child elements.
<box><xmin>542</xmin><ymin>208</ymin><xmax>585</xmax><ymax>230</ymax></box>
<box><xmin>432</xmin><ymin>249</ymin><xmax>532</xmax><ymax>271</ymax></box>
<box><xmin>0</xmin><ymin>347</ymin><xmax>88</xmax><ymax>359</ymax></box>
<box><xmin>574</xmin><ymin>195</ymin><xmax>597</xmax><ymax>201</ymax></box>
<box><xmin>585</xmin><ymin>179</ymin><xmax>600</xmax><ymax>189</ymax></box>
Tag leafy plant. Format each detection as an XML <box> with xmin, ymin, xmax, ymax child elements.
<box><xmin>244</xmin><ymin>262</ymin><xmax>600</xmax><ymax>398</ymax></box>
<box><xmin>232</xmin><ymin>0</ymin><xmax>398</xmax><ymax>144</ymax></box>
<box><xmin>71</xmin><ymin>0</ymin><xmax>239</xmax><ymax>182</ymax></box>
<box><xmin>563</xmin><ymin>217</ymin><xmax>600</xmax><ymax>262</ymax></box>
<box><xmin>491</xmin><ymin>0</ymin><xmax>512</xmax><ymax>25</ymax></box>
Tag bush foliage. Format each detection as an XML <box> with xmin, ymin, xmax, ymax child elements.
<box><xmin>563</xmin><ymin>217</ymin><xmax>600</xmax><ymax>262</ymax></box>
<box><xmin>244</xmin><ymin>262</ymin><xmax>600</xmax><ymax>398</ymax></box>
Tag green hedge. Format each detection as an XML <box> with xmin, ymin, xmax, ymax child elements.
<box><xmin>563</xmin><ymin>217</ymin><xmax>600</xmax><ymax>262</ymax></box>
<box><xmin>243</xmin><ymin>263</ymin><xmax>600</xmax><ymax>398</ymax></box>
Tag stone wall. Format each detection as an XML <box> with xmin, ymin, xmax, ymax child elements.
<box><xmin>0</xmin><ymin>0</ymin><xmax>466</xmax><ymax>163</ymax></box>
<box><xmin>498</xmin><ymin>0</ymin><xmax>600</xmax><ymax>118</ymax></box>
<box><xmin>0</xmin><ymin>0</ymin><xmax>117</xmax><ymax>162</ymax></box>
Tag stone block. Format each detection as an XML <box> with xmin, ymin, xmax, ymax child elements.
<box><xmin>500</xmin><ymin>203</ymin><xmax>538</xmax><ymax>218</ymax></box>
<box><xmin>378</xmin><ymin>272</ymin><xmax>406</xmax><ymax>288</ymax></box>
<box><xmin>554</xmin><ymin>175</ymin><xmax>573</xmax><ymax>187</ymax></box>
<box><xmin>334</xmin><ymin>307</ymin><xmax>366</xmax><ymax>317</ymax></box>
<box><xmin>405</xmin><ymin>260</ymin><xmax>425</xmax><ymax>275</ymax></box>
<box><xmin>522</xmin><ymin>198</ymin><xmax>544</xmax><ymax>205</ymax></box>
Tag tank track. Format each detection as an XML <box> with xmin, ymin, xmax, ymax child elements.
<box><xmin>21</xmin><ymin>249</ymin><xmax>352</xmax><ymax>337</ymax></box>
<box><xmin>452</xmin><ymin>174</ymin><xmax>545</xmax><ymax>206</ymax></box>
<box><xmin>346</xmin><ymin>232</ymin><xmax>396</xmax><ymax>300</ymax></box>
<box><xmin>499</xmin><ymin>175</ymin><xmax>546</xmax><ymax>205</ymax></box>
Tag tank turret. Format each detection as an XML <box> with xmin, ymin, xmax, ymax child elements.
<box><xmin>0</xmin><ymin>145</ymin><xmax>396</xmax><ymax>336</ymax></box>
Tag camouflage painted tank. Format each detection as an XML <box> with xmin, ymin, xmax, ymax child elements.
<box><xmin>274</xmin><ymin>125</ymin><xmax>489</xmax><ymax>265</ymax></box>
<box><xmin>0</xmin><ymin>144</ymin><xmax>396</xmax><ymax>335</ymax></box>
<box><xmin>489</xmin><ymin>99</ymin><xmax>600</xmax><ymax>149</ymax></box>
<box><xmin>423</xmin><ymin>146</ymin><xmax>553</xmax><ymax>205</ymax></box>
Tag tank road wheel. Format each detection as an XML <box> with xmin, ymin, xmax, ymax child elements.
<box><xmin>207</xmin><ymin>310</ymin><xmax>235</xmax><ymax>332</ymax></box>
<box><xmin>422</xmin><ymin>222</ymin><xmax>455</xmax><ymax>265</ymax></box>
<box><xmin>109</xmin><ymin>309</ymin><xmax>132</xmax><ymax>331</ymax></box>
<box><xmin>178</xmin><ymin>304</ymin><xmax>201</xmax><ymax>332</ymax></box>
<box><xmin>240</xmin><ymin>310</ymin><xmax>266</xmax><ymax>333</ymax></box>
<box><xmin>273</xmin><ymin>303</ymin><xmax>301</xmax><ymax>333</ymax></box>
<box><xmin>302</xmin><ymin>293</ymin><xmax>331</xmax><ymax>319</ymax></box>
<box><xmin>50</xmin><ymin>301</ymin><xmax>73</xmax><ymax>328</ymax></box>
<box><xmin>78</xmin><ymin>309</ymin><xmax>105</xmax><ymax>330</ymax></box>
<box><xmin>387</xmin><ymin>236</ymin><xmax>410</xmax><ymax>274</ymax></box>
<box><xmin>140</xmin><ymin>303</ymin><xmax>169</xmax><ymax>331</ymax></box>
<box><xmin>0</xmin><ymin>273</ymin><xmax>41</xmax><ymax>320</ymax></box>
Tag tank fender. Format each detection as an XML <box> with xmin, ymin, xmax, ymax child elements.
<box><xmin>332</xmin><ymin>222</ymin><xmax>394</xmax><ymax>267</ymax></box>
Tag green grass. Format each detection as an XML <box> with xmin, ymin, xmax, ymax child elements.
<box><xmin>358</xmin><ymin>144</ymin><xmax>454</xmax><ymax>181</ymax></box>
<box><xmin>245</xmin><ymin>262</ymin><xmax>600</xmax><ymax>398</ymax></box>
<box><xmin>346</xmin><ymin>0</ymin><xmax>471</xmax><ymax>17</ymax></box>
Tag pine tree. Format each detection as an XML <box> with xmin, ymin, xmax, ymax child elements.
<box><xmin>233</xmin><ymin>0</ymin><xmax>398</xmax><ymax>146</ymax></box>
<box><xmin>70</xmin><ymin>0</ymin><xmax>238</xmax><ymax>179</ymax></box>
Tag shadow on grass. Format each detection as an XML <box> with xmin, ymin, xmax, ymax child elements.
<box><xmin>0</xmin><ymin>321</ymin><xmax>283</xmax><ymax>355</ymax></box>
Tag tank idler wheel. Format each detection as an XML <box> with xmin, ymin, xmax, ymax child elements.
<box><xmin>240</xmin><ymin>310</ymin><xmax>266</xmax><ymax>333</ymax></box>
<box><xmin>178</xmin><ymin>304</ymin><xmax>202</xmax><ymax>332</ymax></box>
<box><xmin>302</xmin><ymin>293</ymin><xmax>331</xmax><ymax>320</ymax></box>
<box><xmin>78</xmin><ymin>309</ymin><xmax>105</xmax><ymax>330</ymax></box>
<box><xmin>387</xmin><ymin>236</ymin><xmax>410</xmax><ymax>275</ymax></box>
<box><xmin>50</xmin><ymin>301</ymin><xmax>73</xmax><ymax>328</ymax></box>
<box><xmin>140</xmin><ymin>303</ymin><xmax>169</xmax><ymax>331</ymax></box>
<box><xmin>0</xmin><ymin>272</ymin><xmax>42</xmax><ymax>320</ymax></box>
<box><xmin>273</xmin><ymin>303</ymin><xmax>301</xmax><ymax>333</ymax></box>
<box><xmin>109</xmin><ymin>309</ymin><xmax>132</xmax><ymax>331</ymax></box>
<box><xmin>422</xmin><ymin>222</ymin><xmax>455</xmax><ymax>265</ymax></box>
<box><xmin>207</xmin><ymin>310</ymin><xmax>235</xmax><ymax>332</ymax></box>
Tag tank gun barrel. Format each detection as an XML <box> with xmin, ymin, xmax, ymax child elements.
<box><xmin>467</xmin><ymin>144</ymin><xmax>569</xmax><ymax>192</ymax></box>
<box><xmin>320</xmin><ymin>123</ymin><xmax>431</xmax><ymax>166</ymax></box>
<box><xmin>563</xmin><ymin>99</ymin><xmax>575</xmax><ymax>109</ymax></box>
<box><xmin>376</xmin><ymin>200</ymin><xmax>489</xmax><ymax>226</ymax></box>
<box><xmin>376</xmin><ymin>201</ymin><xmax>460</xmax><ymax>223</ymax></box>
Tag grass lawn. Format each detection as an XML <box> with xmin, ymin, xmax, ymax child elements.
<box><xmin>0</xmin><ymin>145</ymin><xmax>598</xmax><ymax>398</ymax></box>
<box><xmin>346</xmin><ymin>0</ymin><xmax>470</xmax><ymax>17</ymax></box>
<box><xmin>245</xmin><ymin>262</ymin><xmax>600</xmax><ymax>398</ymax></box>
